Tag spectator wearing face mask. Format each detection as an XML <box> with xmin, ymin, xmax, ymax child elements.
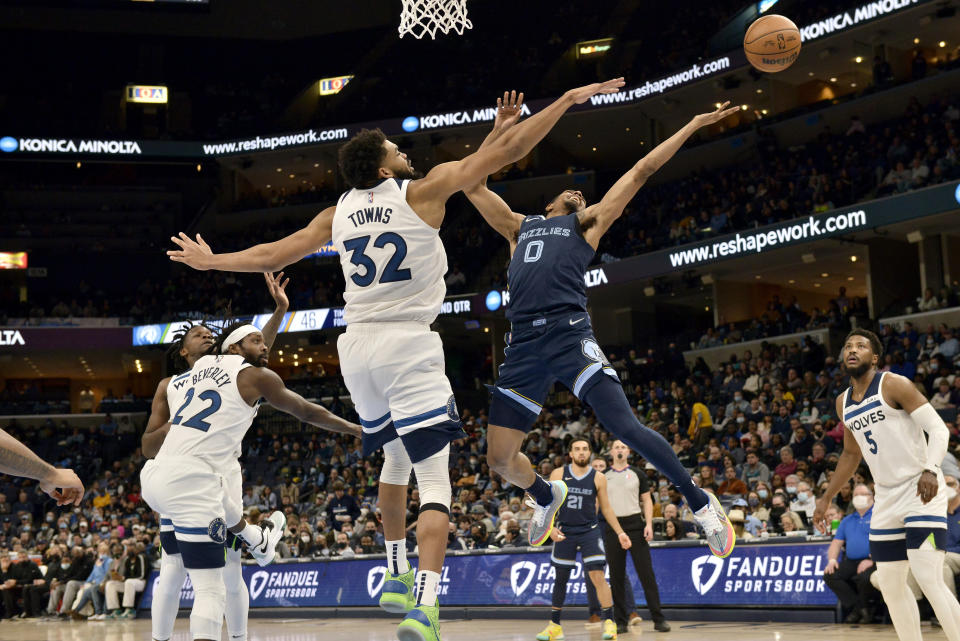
<box><xmin>823</xmin><ymin>484</ymin><xmax>878</xmax><ymax>624</ymax></box>
<box><xmin>790</xmin><ymin>481</ymin><xmax>816</xmax><ymax>525</ymax></box>
<box><xmin>725</xmin><ymin>392</ymin><xmax>749</xmax><ymax>419</ymax></box>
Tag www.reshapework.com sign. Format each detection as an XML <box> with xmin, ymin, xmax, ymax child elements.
<box><xmin>595</xmin><ymin>179</ymin><xmax>960</xmax><ymax>285</ymax></box>
<box><xmin>138</xmin><ymin>542</ymin><xmax>835</xmax><ymax>610</ymax></box>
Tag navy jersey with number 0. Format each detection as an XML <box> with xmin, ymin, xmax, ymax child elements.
<box><xmin>507</xmin><ymin>213</ymin><xmax>596</xmax><ymax>324</ymax></box>
<box><xmin>557</xmin><ymin>464</ymin><xmax>598</xmax><ymax>534</ymax></box>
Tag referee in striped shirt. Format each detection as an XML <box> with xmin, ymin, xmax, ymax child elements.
<box><xmin>604</xmin><ymin>440</ymin><xmax>670</xmax><ymax>633</ymax></box>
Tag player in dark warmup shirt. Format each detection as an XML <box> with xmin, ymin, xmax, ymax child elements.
<box><xmin>538</xmin><ymin>438</ymin><xmax>630</xmax><ymax>641</ymax></box>
<box><xmin>466</xmin><ymin>92</ymin><xmax>740</xmax><ymax>557</ymax></box>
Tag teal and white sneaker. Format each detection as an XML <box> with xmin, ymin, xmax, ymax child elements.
<box><xmin>397</xmin><ymin>602</ymin><xmax>442</xmax><ymax>641</ymax></box>
<box><xmin>250</xmin><ymin>511</ymin><xmax>286</xmax><ymax>567</ymax></box>
<box><xmin>528</xmin><ymin>480</ymin><xmax>568</xmax><ymax>546</ymax></box>
<box><xmin>379</xmin><ymin>566</ymin><xmax>416</xmax><ymax>613</ymax></box>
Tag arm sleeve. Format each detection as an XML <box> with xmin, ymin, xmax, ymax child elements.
<box><xmin>911</xmin><ymin>403</ymin><xmax>950</xmax><ymax>470</ymax></box>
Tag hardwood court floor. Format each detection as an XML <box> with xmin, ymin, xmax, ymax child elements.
<box><xmin>0</xmin><ymin>617</ymin><xmax>943</xmax><ymax>640</ymax></box>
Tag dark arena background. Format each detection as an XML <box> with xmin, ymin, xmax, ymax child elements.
<box><xmin>1</xmin><ymin>0</ymin><xmax>960</xmax><ymax>639</ymax></box>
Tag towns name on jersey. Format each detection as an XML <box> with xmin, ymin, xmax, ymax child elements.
<box><xmin>346</xmin><ymin>207</ymin><xmax>393</xmax><ymax>227</ymax></box>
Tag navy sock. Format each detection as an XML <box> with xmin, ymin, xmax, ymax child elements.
<box><xmin>602</xmin><ymin>607</ymin><xmax>614</xmax><ymax>621</ymax></box>
<box><xmin>552</xmin><ymin>565</ymin><xmax>572</xmax><ymax>617</ymax></box>
<box><xmin>583</xmin><ymin>377</ymin><xmax>708</xmax><ymax>512</ymax></box>
<box><xmin>527</xmin><ymin>474</ymin><xmax>554</xmax><ymax>507</ymax></box>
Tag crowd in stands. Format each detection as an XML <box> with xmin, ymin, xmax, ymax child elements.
<box><xmin>595</xmin><ymin>92</ymin><xmax>960</xmax><ymax>262</ymax></box>
<box><xmin>5</xmin><ymin>313</ymin><xmax>960</xmax><ymax>622</ymax></box>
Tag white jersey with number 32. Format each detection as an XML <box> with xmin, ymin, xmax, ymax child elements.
<box><xmin>332</xmin><ymin>178</ymin><xmax>447</xmax><ymax>325</ymax></box>
<box><xmin>158</xmin><ymin>354</ymin><xmax>258</xmax><ymax>470</ymax></box>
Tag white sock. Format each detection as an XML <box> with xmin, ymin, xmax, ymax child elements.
<box><xmin>236</xmin><ymin>523</ymin><xmax>264</xmax><ymax>549</ymax></box>
<box><xmin>386</xmin><ymin>540</ymin><xmax>409</xmax><ymax>575</ymax></box>
<box><xmin>415</xmin><ymin>570</ymin><xmax>441</xmax><ymax>607</ymax></box>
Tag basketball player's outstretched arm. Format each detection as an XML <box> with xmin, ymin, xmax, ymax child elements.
<box><xmin>238</xmin><ymin>367</ymin><xmax>361</xmax><ymax>438</ymax></box>
<box><xmin>464</xmin><ymin>92</ymin><xmax>529</xmax><ymax>246</ymax></box>
<box><xmin>883</xmin><ymin>373</ymin><xmax>948</xmax><ymax>504</ymax></box>
<box><xmin>596</xmin><ymin>472</ymin><xmax>632</xmax><ymax>550</ymax></box>
<box><xmin>260</xmin><ymin>271</ymin><xmax>290</xmax><ymax>349</ymax></box>
<box><xmin>168</xmin><ymin>207</ymin><xmax>336</xmax><ymax>273</ymax></box>
<box><xmin>141</xmin><ymin>377</ymin><xmax>172</xmax><ymax>459</ymax></box>
<box><xmin>580</xmin><ymin>102</ymin><xmax>741</xmax><ymax>248</ymax></box>
<box><xmin>812</xmin><ymin>398</ymin><xmax>864</xmax><ymax>533</ymax></box>
<box><xmin>408</xmin><ymin>79</ymin><xmax>626</xmax><ymax>218</ymax></box>
<box><xmin>0</xmin><ymin>429</ymin><xmax>84</xmax><ymax>506</ymax></box>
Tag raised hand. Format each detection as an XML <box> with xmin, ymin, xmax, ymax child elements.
<box><xmin>692</xmin><ymin>101</ymin><xmax>741</xmax><ymax>127</ymax></box>
<box><xmin>565</xmin><ymin>77</ymin><xmax>626</xmax><ymax>105</ymax></box>
<box><xmin>264</xmin><ymin>271</ymin><xmax>290</xmax><ymax>310</ymax></box>
<box><xmin>168</xmin><ymin>232</ymin><xmax>213</xmax><ymax>270</ymax></box>
<box><xmin>494</xmin><ymin>90</ymin><xmax>525</xmax><ymax>131</ymax></box>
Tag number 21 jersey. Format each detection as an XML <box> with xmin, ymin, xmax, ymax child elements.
<box><xmin>332</xmin><ymin>178</ymin><xmax>447</xmax><ymax>325</ymax></box>
<box><xmin>158</xmin><ymin>354</ymin><xmax>258</xmax><ymax>470</ymax></box>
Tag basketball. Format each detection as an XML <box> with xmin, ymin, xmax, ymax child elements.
<box><xmin>743</xmin><ymin>14</ymin><xmax>801</xmax><ymax>72</ymax></box>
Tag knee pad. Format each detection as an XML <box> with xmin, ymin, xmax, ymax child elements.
<box><xmin>907</xmin><ymin>549</ymin><xmax>947</xmax><ymax>588</ymax></box>
<box><xmin>413</xmin><ymin>444</ymin><xmax>452</xmax><ymax>510</ymax></box>
<box><xmin>380</xmin><ymin>438</ymin><xmax>414</xmax><ymax>485</ymax></box>
<box><xmin>876</xmin><ymin>560</ymin><xmax>911</xmax><ymax>594</ymax></box>
<box><xmin>188</xmin><ymin>567</ymin><xmax>226</xmax><ymax>641</ymax></box>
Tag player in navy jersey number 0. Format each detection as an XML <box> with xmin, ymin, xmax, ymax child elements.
<box><xmin>466</xmin><ymin>92</ymin><xmax>741</xmax><ymax>557</ymax></box>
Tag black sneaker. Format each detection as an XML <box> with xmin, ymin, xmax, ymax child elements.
<box><xmin>654</xmin><ymin>620</ymin><xmax>671</xmax><ymax>632</ymax></box>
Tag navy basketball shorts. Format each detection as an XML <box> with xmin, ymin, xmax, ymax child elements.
<box><xmin>551</xmin><ymin>526</ymin><xmax>607</xmax><ymax>571</ymax></box>
<box><xmin>489</xmin><ymin>312</ymin><xmax>619</xmax><ymax>432</ymax></box>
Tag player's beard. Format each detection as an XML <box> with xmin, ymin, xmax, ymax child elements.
<box><xmin>393</xmin><ymin>165</ymin><xmax>421</xmax><ymax>180</ymax></box>
<box><xmin>844</xmin><ymin>359</ymin><xmax>872</xmax><ymax>378</ymax></box>
<box><xmin>573</xmin><ymin>455</ymin><xmax>590</xmax><ymax>467</ymax></box>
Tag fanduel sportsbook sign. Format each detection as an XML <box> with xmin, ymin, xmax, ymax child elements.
<box><xmin>138</xmin><ymin>541</ymin><xmax>834</xmax><ymax>609</ymax></box>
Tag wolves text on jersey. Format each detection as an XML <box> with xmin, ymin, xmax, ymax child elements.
<box><xmin>846</xmin><ymin>408</ymin><xmax>885</xmax><ymax>432</ymax></box>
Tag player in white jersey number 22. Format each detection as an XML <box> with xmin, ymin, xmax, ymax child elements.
<box><xmin>167</xmin><ymin>78</ymin><xmax>626</xmax><ymax>641</ymax></box>
<box><xmin>141</xmin><ymin>322</ymin><xmax>359</xmax><ymax>641</ymax></box>
<box><xmin>815</xmin><ymin>329</ymin><xmax>960</xmax><ymax>641</ymax></box>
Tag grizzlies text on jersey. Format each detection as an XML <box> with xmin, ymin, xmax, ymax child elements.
<box><xmin>507</xmin><ymin>213</ymin><xmax>595</xmax><ymax>323</ymax></box>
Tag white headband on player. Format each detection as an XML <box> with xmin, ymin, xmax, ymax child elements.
<box><xmin>220</xmin><ymin>324</ymin><xmax>261</xmax><ymax>353</ymax></box>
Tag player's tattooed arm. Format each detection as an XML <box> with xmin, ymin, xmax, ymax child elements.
<box><xmin>239</xmin><ymin>367</ymin><xmax>362</xmax><ymax>438</ymax></box>
<box><xmin>141</xmin><ymin>377</ymin><xmax>172</xmax><ymax>459</ymax></box>
<box><xmin>410</xmin><ymin>79</ymin><xmax>625</xmax><ymax>210</ymax></box>
<box><xmin>0</xmin><ymin>429</ymin><xmax>84</xmax><ymax>506</ymax></box>
<box><xmin>464</xmin><ymin>92</ymin><xmax>527</xmax><ymax>247</ymax></box>
<box><xmin>168</xmin><ymin>207</ymin><xmax>335</xmax><ymax>273</ymax></box>
<box><xmin>260</xmin><ymin>272</ymin><xmax>290</xmax><ymax>350</ymax></box>
<box><xmin>581</xmin><ymin>101</ymin><xmax>740</xmax><ymax>249</ymax></box>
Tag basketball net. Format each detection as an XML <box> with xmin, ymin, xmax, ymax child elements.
<box><xmin>398</xmin><ymin>0</ymin><xmax>472</xmax><ymax>39</ymax></box>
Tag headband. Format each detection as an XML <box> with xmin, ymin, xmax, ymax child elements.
<box><xmin>221</xmin><ymin>324</ymin><xmax>260</xmax><ymax>353</ymax></box>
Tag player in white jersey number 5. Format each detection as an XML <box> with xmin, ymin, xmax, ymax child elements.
<box><xmin>814</xmin><ymin>329</ymin><xmax>960</xmax><ymax>641</ymax></box>
<box><xmin>140</xmin><ymin>322</ymin><xmax>359</xmax><ymax>641</ymax></box>
<box><xmin>167</xmin><ymin>78</ymin><xmax>625</xmax><ymax>641</ymax></box>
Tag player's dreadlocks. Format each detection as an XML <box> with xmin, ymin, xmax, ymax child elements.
<box><xmin>166</xmin><ymin>319</ymin><xmax>217</xmax><ymax>373</ymax></box>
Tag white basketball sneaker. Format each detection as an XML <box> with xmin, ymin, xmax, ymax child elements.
<box><xmin>249</xmin><ymin>511</ymin><xmax>287</xmax><ymax>567</ymax></box>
